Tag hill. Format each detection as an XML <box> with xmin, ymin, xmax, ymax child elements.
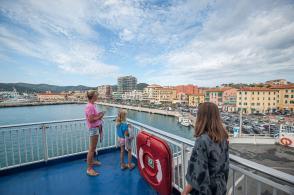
<box><xmin>0</xmin><ymin>83</ymin><xmax>95</xmax><ymax>93</ymax></box>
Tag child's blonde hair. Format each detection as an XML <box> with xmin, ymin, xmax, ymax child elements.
<box><xmin>116</xmin><ymin>109</ymin><xmax>127</xmax><ymax>125</ymax></box>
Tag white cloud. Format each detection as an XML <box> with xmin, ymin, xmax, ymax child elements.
<box><xmin>0</xmin><ymin>0</ymin><xmax>119</xmax><ymax>77</ymax></box>
<box><xmin>0</xmin><ymin>0</ymin><xmax>293</xmax><ymax>86</ymax></box>
<box><xmin>144</xmin><ymin>0</ymin><xmax>294</xmax><ymax>85</ymax></box>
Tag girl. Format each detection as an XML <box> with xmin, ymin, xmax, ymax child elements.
<box><xmin>116</xmin><ymin>109</ymin><xmax>135</xmax><ymax>170</ymax></box>
<box><xmin>85</xmin><ymin>91</ymin><xmax>104</xmax><ymax>176</ymax></box>
<box><xmin>182</xmin><ymin>102</ymin><xmax>229</xmax><ymax>195</ymax></box>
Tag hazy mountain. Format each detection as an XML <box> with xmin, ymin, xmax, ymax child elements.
<box><xmin>136</xmin><ymin>83</ymin><xmax>148</xmax><ymax>90</ymax></box>
<box><xmin>0</xmin><ymin>83</ymin><xmax>95</xmax><ymax>93</ymax></box>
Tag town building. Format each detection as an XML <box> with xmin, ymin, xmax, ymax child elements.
<box><xmin>37</xmin><ymin>92</ymin><xmax>67</xmax><ymax>102</ymax></box>
<box><xmin>270</xmin><ymin>84</ymin><xmax>294</xmax><ymax>113</ymax></box>
<box><xmin>143</xmin><ymin>85</ymin><xmax>176</xmax><ymax>103</ymax></box>
<box><xmin>188</xmin><ymin>94</ymin><xmax>204</xmax><ymax>107</ymax></box>
<box><xmin>204</xmin><ymin>87</ymin><xmax>234</xmax><ymax>107</ymax></box>
<box><xmin>97</xmin><ymin>85</ymin><xmax>113</xmax><ymax>99</ymax></box>
<box><xmin>67</xmin><ymin>91</ymin><xmax>87</xmax><ymax>102</ymax></box>
<box><xmin>112</xmin><ymin>92</ymin><xmax>123</xmax><ymax>100</ymax></box>
<box><xmin>236</xmin><ymin>87</ymin><xmax>278</xmax><ymax>114</ymax></box>
<box><xmin>175</xmin><ymin>85</ymin><xmax>199</xmax><ymax>95</ymax></box>
<box><xmin>117</xmin><ymin>75</ymin><xmax>137</xmax><ymax>93</ymax></box>
<box><xmin>122</xmin><ymin>90</ymin><xmax>143</xmax><ymax>101</ymax></box>
<box><xmin>222</xmin><ymin>88</ymin><xmax>238</xmax><ymax>112</ymax></box>
<box><xmin>265</xmin><ymin>79</ymin><xmax>289</xmax><ymax>86</ymax></box>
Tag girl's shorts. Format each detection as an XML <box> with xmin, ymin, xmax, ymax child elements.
<box><xmin>89</xmin><ymin>127</ymin><xmax>99</xmax><ymax>137</ymax></box>
<box><xmin>118</xmin><ymin>138</ymin><xmax>133</xmax><ymax>150</ymax></box>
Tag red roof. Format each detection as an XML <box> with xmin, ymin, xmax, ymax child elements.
<box><xmin>239</xmin><ymin>87</ymin><xmax>277</xmax><ymax>92</ymax></box>
<box><xmin>205</xmin><ymin>87</ymin><xmax>232</xmax><ymax>92</ymax></box>
<box><xmin>270</xmin><ymin>84</ymin><xmax>294</xmax><ymax>89</ymax></box>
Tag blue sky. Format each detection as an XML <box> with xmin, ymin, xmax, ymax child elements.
<box><xmin>0</xmin><ymin>0</ymin><xmax>293</xmax><ymax>87</ymax></box>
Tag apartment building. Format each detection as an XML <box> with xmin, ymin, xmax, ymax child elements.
<box><xmin>175</xmin><ymin>85</ymin><xmax>199</xmax><ymax>95</ymax></box>
<box><xmin>122</xmin><ymin>90</ymin><xmax>143</xmax><ymax>101</ymax></box>
<box><xmin>237</xmin><ymin>87</ymin><xmax>278</xmax><ymax>114</ymax></box>
<box><xmin>204</xmin><ymin>87</ymin><xmax>236</xmax><ymax>107</ymax></box>
<box><xmin>117</xmin><ymin>75</ymin><xmax>137</xmax><ymax>93</ymax></box>
<box><xmin>37</xmin><ymin>92</ymin><xmax>67</xmax><ymax>102</ymax></box>
<box><xmin>271</xmin><ymin>84</ymin><xmax>294</xmax><ymax>113</ymax></box>
<box><xmin>188</xmin><ymin>94</ymin><xmax>204</xmax><ymax>107</ymax></box>
<box><xmin>97</xmin><ymin>85</ymin><xmax>112</xmax><ymax>99</ymax></box>
<box><xmin>143</xmin><ymin>85</ymin><xmax>176</xmax><ymax>103</ymax></box>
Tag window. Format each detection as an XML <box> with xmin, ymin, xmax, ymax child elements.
<box><xmin>245</xmin><ymin>97</ymin><xmax>247</xmax><ymax>100</ymax></box>
<box><xmin>239</xmin><ymin>92</ymin><xmax>241</xmax><ymax>95</ymax></box>
<box><xmin>286</xmin><ymin>90</ymin><xmax>288</xmax><ymax>93</ymax></box>
<box><xmin>245</xmin><ymin>92</ymin><xmax>247</xmax><ymax>95</ymax></box>
<box><xmin>252</xmin><ymin>98</ymin><xmax>254</xmax><ymax>100</ymax></box>
<box><xmin>239</xmin><ymin>102</ymin><xmax>241</xmax><ymax>105</ymax></box>
<box><xmin>268</xmin><ymin>103</ymin><xmax>270</xmax><ymax>106</ymax></box>
<box><xmin>257</xmin><ymin>97</ymin><xmax>259</xmax><ymax>100</ymax></box>
<box><xmin>268</xmin><ymin>97</ymin><xmax>270</xmax><ymax>100</ymax></box>
<box><xmin>258</xmin><ymin>92</ymin><xmax>260</xmax><ymax>95</ymax></box>
<box><xmin>252</xmin><ymin>92</ymin><xmax>254</xmax><ymax>95</ymax></box>
<box><xmin>291</xmin><ymin>95</ymin><xmax>294</xmax><ymax>98</ymax></box>
<box><xmin>251</xmin><ymin>103</ymin><xmax>255</xmax><ymax>106</ymax></box>
<box><xmin>285</xmin><ymin>95</ymin><xmax>289</xmax><ymax>98</ymax></box>
<box><xmin>239</xmin><ymin>97</ymin><xmax>241</xmax><ymax>100</ymax></box>
<box><xmin>257</xmin><ymin>103</ymin><xmax>260</xmax><ymax>106</ymax></box>
<box><xmin>273</xmin><ymin>103</ymin><xmax>275</xmax><ymax>106</ymax></box>
<box><xmin>285</xmin><ymin>100</ymin><xmax>288</xmax><ymax>104</ymax></box>
<box><xmin>290</xmin><ymin>100</ymin><xmax>294</xmax><ymax>104</ymax></box>
<box><xmin>291</xmin><ymin>90</ymin><xmax>294</xmax><ymax>93</ymax></box>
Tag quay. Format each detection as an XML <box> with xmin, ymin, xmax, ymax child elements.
<box><xmin>97</xmin><ymin>102</ymin><xmax>182</xmax><ymax>117</ymax></box>
<box><xmin>0</xmin><ymin>101</ymin><xmax>85</xmax><ymax>108</ymax></box>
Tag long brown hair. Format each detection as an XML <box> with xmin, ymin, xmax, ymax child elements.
<box><xmin>195</xmin><ymin>102</ymin><xmax>228</xmax><ymax>143</ymax></box>
<box><xmin>116</xmin><ymin>109</ymin><xmax>127</xmax><ymax>125</ymax></box>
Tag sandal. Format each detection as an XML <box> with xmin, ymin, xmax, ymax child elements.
<box><xmin>128</xmin><ymin>163</ymin><xmax>136</xmax><ymax>170</ymax></box>
<box><xmin>92</xmin><ymin>160</ymin><xmax>102</xmax><ymax>166</ymax></box>
<box><xmin>121</xmin><ymin>163</ymin><xmax>128</xmax><ymax>170</ymax></box>
<box><xmin>87</xmin><ymin>168</ymin><xmax>99</xmax><ymax>176</ymax></box>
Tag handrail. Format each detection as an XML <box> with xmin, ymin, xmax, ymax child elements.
<box><xmin>127</xmin><ymin>118</ymin><xmax>294</xmax><ymax>185</ymax></box>
<box><xmin>1</xmin><ymin>117</ymin><xmax>294</xmax><ymax>186</ymax></box>
<box><xmin>0</xmin><ymin>116</ymin><xmax>116</xmax><ymax>129</ymax></box>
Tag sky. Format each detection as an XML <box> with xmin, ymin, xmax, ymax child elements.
<box><xmin>0</xmin><ymin>0</ymin><xmax>293</xmax><ymax>87</ymax></box>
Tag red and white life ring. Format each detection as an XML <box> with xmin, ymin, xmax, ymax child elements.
<box><xmin>138</xmin><ymin>147</ymin><xmax>163</xmax><ymax>183</ymax></box>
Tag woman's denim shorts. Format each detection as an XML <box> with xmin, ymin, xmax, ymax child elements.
<box><xmin>88</xmin><ymin>127</ymin><xmax>99</xmax><ymax>137</ymax></box>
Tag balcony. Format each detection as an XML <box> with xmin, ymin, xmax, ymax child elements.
<box><xmin>0</xmin><ymin>117</ymin><xmax>294</xmax><ymax>194</ymax></box>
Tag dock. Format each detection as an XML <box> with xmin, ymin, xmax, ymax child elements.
<box><xmin>97</xmin><ymin>102</ymin><xmax>182</xmax><ymax>117</ymax></box>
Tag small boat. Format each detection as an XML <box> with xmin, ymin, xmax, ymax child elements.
<box><xmin>181</xmin><ymin>118</ymin><xmax>191</xmax><ymax>127</ymax></box>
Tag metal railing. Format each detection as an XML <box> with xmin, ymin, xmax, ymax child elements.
<box><xmin>0</xmin><ymin>117</ymin><xmax>294</xmax><ymax>195</ymax></box>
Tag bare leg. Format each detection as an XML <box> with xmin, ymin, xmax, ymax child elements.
<box><xmin>87</xmin><ymin>135</ymin><xmax>98</xmax><ymax>172</ymax></box>
<box><xmin>128</xmin><ymin>149</ymin><xmax>132</xmax><ymax>165</ymax></box>
<box><xmin>120</xmin><ymin>145</ymin><xmax>125</xmax><ymax>165</ymax></box>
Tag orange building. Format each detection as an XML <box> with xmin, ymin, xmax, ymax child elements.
<box><xmin>175</xmin><ymin>85</ymin><xmax>199</xmax><ymax>95</ymax></box>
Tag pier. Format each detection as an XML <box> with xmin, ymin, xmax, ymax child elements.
<box><xmin>97</xmin><ymin>102</ymin><xmax>182</xmax><ymax>117</ymax></box>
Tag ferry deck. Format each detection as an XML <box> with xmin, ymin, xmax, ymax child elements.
<box><xmin>0</xmin><ymin>116</ymin><xmax>293</xmax><ymax>195</ymax></box>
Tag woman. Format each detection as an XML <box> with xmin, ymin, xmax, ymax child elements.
<box><xmin>182</xmin><ymin>102</ymin><xmax>229</xmax><ymax>195</ymax></box>
<box><xmin>85</xmin><ymin>91</ymin><xmax>104</xmax><ymax>176</ymax></box>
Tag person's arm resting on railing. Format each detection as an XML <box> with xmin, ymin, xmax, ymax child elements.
<box><xmin>182</xmin><ymin>139</ymin><xmax>210</xmax><ymax>195</ymax></box>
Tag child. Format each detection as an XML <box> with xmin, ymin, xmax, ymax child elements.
<box><xmin>116</xmin><ymin>109</ymin><xmax>135</xmax><ymax>170</ymax></box>
<box><xmin>85</xmin><ymin>91</ymin><xmax>104</xmax><ymax>176</ymax></box>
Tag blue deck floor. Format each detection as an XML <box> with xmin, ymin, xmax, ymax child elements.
<box><xmin>0</xmin><ymin>150</ymin><xmax>157</xmax><ymax>195</ymax></box>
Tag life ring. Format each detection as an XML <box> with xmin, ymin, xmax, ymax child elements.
<box><xmin>139</xmin><ymin>147</ymin><xmax>163</xmax><ymax>183</ymax></box>
<box><xmin>280</xmin><ymin>137</ymin><xmax>292</xmax><ymax>146</ymax></box>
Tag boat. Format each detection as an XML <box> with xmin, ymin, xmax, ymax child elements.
<box><xmin>180</xmin><ymin>118</ymin><xmax>191</xmax><ymax>127</ymax></box>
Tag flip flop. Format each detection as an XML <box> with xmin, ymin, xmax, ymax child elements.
<box><xmin>128</xmin><ymin>163</ymin><xmax>136</xmax><ymax>170</ymax></box>
<box><xmin>87</xmin><ymin>169</ymin><xmax>99</xmax><ymax>176</ymax></box>
<box><xmin>121</xmin><ymin>163</ymin><xmax>128</xmax><ymax>170</ymax></box>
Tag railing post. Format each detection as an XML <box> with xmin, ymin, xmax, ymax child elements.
<box><xmin>232</xmin><ymin>170</ymin><xmax>235</xmax><ymax>195</ymax></box>
<box><xmin>42</xmin><ymin>125</ymin><xmax>48</xmax><ymax>162</ymax></box>
<box><xmin>181</xmin><ymin>143</ymin><xmax>186</xmax><ymax>189</ymax></box>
